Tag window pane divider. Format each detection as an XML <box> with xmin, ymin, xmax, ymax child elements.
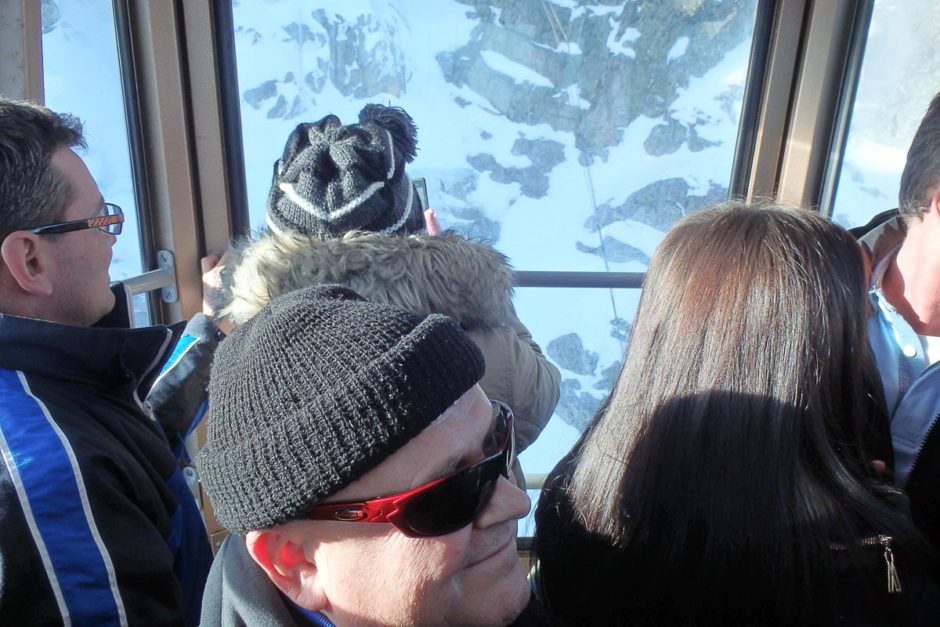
<box><xmin>514</xmin><ymin>271</ymin><xmax>644</xmax><ymax>289</ymax></box>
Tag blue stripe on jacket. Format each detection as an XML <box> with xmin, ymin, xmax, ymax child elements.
<box><xmin>0</xmin><ymin>368</ymin><xmax>127</xmax><ymax>626</ymax></box>
<box><xmin>165</xmin><ymin>464</ymin><xmax>213</xmax><ymax>626</ymax></box>
<box><xmin>158</xmin><ymin>333</ymin><xmax>199</xmax><ymax>377</ymax></box>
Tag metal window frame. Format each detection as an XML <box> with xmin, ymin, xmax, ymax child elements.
<box><xmin>816</xmin><ymin>0</ymin><xmax>876</xmax><ymax>217</ymax></box>
<box><xmin>0</xmin><ymin>0</ymin><xmax>44</xmax><ymax>101</ymax></box>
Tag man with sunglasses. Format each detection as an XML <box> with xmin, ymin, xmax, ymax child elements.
<box><xmin>197</xmin><ymin>284</ymin><xmax>544</xmax><ymax>626</ymax></box>
<box><xmin>0</xmin><ymin>97</ymin><xmax>223</xmax><ymax>625</ymax></box>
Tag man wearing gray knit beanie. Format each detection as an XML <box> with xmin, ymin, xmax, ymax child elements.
<box><xmin>197</xmin><ymin>284</ymin><xmax>535</xmax><ymax>626</ymax></box>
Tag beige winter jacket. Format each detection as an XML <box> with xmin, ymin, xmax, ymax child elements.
<box><xmin>219</xmin><ymin>229</ymin><xmax>561</xmax><ymax>451</ymax></box>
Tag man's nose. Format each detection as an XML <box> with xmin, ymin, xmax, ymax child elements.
<box><xmin>473</xmin><ymin>475</ymin><xmax>531</xmax><ymax>530</ymax></box>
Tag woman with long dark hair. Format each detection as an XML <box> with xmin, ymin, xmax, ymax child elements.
<box><xmin>533</xmin><ymin>203</ymin><xmax>940</xmax><ymax>625</ymax></box>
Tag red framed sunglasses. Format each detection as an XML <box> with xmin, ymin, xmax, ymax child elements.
<box><xmin>304</xmin><ymin>400</ymin><xmax>515</xmax><ymax>538</ymax></box>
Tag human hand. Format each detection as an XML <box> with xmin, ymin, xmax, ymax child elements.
<box><xmin>424</xmin><ymin>208</ymin><xmax>442</xmax><ymax>236</ymax></box>
<box><xmin>201</xmin><ymin>252</ymin><xmax>234</xmax><ymax>335</ymax></box>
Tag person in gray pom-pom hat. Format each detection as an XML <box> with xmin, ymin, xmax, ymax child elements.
<box><xmin>217</xmin><ymin>104</ymin><xmax>561</xmax><ymax>459</ymax></box>
<box><xmin>266</xmin><ymin>104</ymin><xmax>424</xmax><ymax>238</ymax></box>
<box><xmin>197</xmin><ymin>284</ymin><xmax>541</xmax><ymax>626</ymax></box>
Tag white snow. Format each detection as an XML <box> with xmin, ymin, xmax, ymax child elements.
<box><xmin>606</xmin><ymin>21</ymin><xmax>639</xmax><ymax>58</ymax></box>
<box><xmin>668</xmin><ymin>36</ymin><xmax>690</xmax><ymax>61</ymax></box>
<box><xmin>479</xmin><ymin>50</ymin><xmax>554</xmax><ymax>88</ymax></box>
<box><xmin>561</xmin><ymin>84</ymin><xmax>591</xmax><ymax>109</ymax></box>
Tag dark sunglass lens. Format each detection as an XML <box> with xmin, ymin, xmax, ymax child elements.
<box><xmin>404</xmin><ymin>458</ymin><xmax>502</xmax><ymax>536</ymax></box>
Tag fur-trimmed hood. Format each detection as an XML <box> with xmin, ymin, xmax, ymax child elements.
<box><xmin>220</xmin><ymin>230</ymin><xmax>516</xmax><ymax>329</ymax></box>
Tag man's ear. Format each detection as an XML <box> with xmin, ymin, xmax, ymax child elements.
<box><xmin>0</xmin><ymin>232</ymin><xmax>53</xmax><ymax>296</ymax></box>
<box><xmin>245</xmin><ymin>528</ymin><xmax>329</xmax><ymax>612</ymax></box>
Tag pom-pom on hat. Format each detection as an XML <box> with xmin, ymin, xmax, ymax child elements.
<box><xmin>196</xmin><ymin>284</ymin><xmax>485</xmax><ymax>534</ymax></box>
<box><xmin>266</xmin><ymin>104</ymin><xmax>424</xmax><ymax>238</ymax></box>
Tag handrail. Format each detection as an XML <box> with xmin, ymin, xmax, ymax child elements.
<box><xmin>524</xmin><ymin>472</ymin><xmax>548</xmax><ymax>491</ymax></box>
<box><xmin>119</xmin><ymin>249</ymin><xmax>178</xmax><ymax>327</ymax></box>
<box><xmin>123</xmin><ymin>266</ymin><xmax>174</xmax><ymax>295</ymax></box>
<box><xmin>514</xmin><ymin>271</ymin><xmax>644</xmax><ymax>289</ymax></box>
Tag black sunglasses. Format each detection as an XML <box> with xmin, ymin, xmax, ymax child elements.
<box><xmin>28</xmin><ymin>203</ymin><xmax>124</xmax><ymax>236</ymax></box>
<box><xmin>304</xmin><ymin>400</ymin><xmax>515</xmax><ymax>538</ymax></box>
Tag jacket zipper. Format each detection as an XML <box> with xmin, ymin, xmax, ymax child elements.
<box><xmin>906</xmin><ymin>410</ymin><xmax>940</xmax><ymax>481</ymax></box>
<box><xmin>830</xmin><ymin>534</ymin><xmax>902</xmax><ymax>594</ymax></box>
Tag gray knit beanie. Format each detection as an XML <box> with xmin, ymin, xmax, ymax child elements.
<box><xmin>266</xmin><ymin>104</ymin><xmax>424</xmax><ymax>238</ymax></box>
<box><xmin>197</xmin><ymin>284</ymin><xmax>485</xmax><ymax>534</ymax></box>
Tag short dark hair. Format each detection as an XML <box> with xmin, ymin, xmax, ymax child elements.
<box><xmin>0</xmin><ymin>97</ymin><xmax>85</xmax><ymax>242</ymax></box>
<box><xmin>899</xmin><ymin>92</ymin><xmax>940</xmax><ymax>220</ymax></box>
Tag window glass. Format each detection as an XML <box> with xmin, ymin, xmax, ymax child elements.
<box><xmin>515</xmin><ymin>286</ymin><xmax>640</xmax><ymax>474</ymax></box>
<box><xmin>514</xmin><ymin>285</ymin><xmax>639</xmax><ymax>535</ymax></box>
<box><xmin>231</xmin><ymin>0</ymin><xmax>760</xmax><ymax>271</ymax></box>
<box><xmin>229</xmin><ymin>1</ymin><xmax>761</xmax><ymax>515</ymax></box>
<box><xmin>830</xmin><ymin>0</ymin><xmax>940</xmax><ymax>228</ymax></box>
<box><xmin>41</xmin><ymin>0</ymin><xmax>150</xmax><ymax>324</ymax></box>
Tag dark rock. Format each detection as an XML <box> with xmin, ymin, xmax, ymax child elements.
<box><xmin>286</xmin><ymin>95</ymin><xmax>306</xmax><ymax>120</ymax></box>
<box><xmin>311</xmin><ymin>9</ymin><xmax>408</xmax><ymax>99</ymax></box>
<box><xmin>436</xmin><ymin>168</ymin><xmax>478</xmax><ymax>201</ymax></box>
<box><xmin>447</xmin><ymin>206</ymin><xmax>500</xmax><ymax>243</ymax></box>
<box><xmin>687</xmin><ymin>126</ymin><xmax>721</xmax><ymax>152</ymax></box>
<box><xmin>576</xmin><ymin>237</ymin><xmax>649</xmax><ymax>265</ymax></box>
<box><xmin>547</xmin><ymin>333</ymin><xmax>598</xmax><ymax>376</ymax></box>
<box><xmin>594</xmin><ymin>359</ymin><xmax>622</xmax><ymax>391</ymax></box>
<box><xmin>266</xmin><ymin>95</ymin><xmax>288</xmax><ymax>119</ymax></box>
<box><xmin>467</xmin><ymin>137</ymin><xmax>564</xmax><ymax>198</ymax></box>
<box><xmin>556</xmin><ymin>379</ymin><xmax>602</xmax><ymax>432</ymax></box>
<box><xmin>610</xmin><ymin>317</ymin><xmax>632</xmax><ymax>344</ymax></box>
<box><xmin>512</xmin><ymin>137</ymin><xmax>565</xmax><ymax>169</ymax></box>
<box><xmin>40</xmin><ymin>0</ymin><xmax>60</xmax><ymax>33</ymax></box>
<box><xmin>305</xmin><ymin>67</ymin><xmax>327</xmax><ymax>93</ymax></box>
<box><xmin>645</xmin><ymin>118</ymin><xmax>687</xmax><ymax>156</ymax></box>
<box><xmin>585</xmin><ymin>177</ymin><xmax>727</xmax><ymax>233</ymax></box>
<box><xmin>243</xmin><ymin>80</ymin><xmax>277</xmax><ymax>110</ymax></box>
<box><xmin>283</xmin><ymin>22</ymin><xmax>316</xmax><ymax>45</ymax></box>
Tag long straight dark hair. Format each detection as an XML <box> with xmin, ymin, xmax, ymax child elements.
<box><xmin>569</xmin><ymin>203</ymin><xmax>922</xmax><ymax>623</ymax></box>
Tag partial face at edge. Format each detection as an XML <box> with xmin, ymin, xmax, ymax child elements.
<box><xmin>283</xmin><ymin>385</ymin><xmax>532</xmax><ymax>626</ymax></box>
<box><xmin>42</xmin><ymin>148</ymin><xmax>116</xmax><ymax>325</ymax></box>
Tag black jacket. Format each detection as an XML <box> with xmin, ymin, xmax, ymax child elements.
<box><xmin>533</xmin><ymin>450</ymin><xmax>940</xmax><ymax>626</ymax></box>
<box><xmin>0</xmin><ymin>294</ymin><xmax>220</xmax><ymax>626</ymax></box>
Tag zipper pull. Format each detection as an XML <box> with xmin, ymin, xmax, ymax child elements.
<box><xmin>880</xmin><ymin>535</ymin><xmax>902</xmax><ymax>594</ymax></box>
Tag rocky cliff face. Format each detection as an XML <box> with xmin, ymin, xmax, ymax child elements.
<box><xmin>440</xmin><ymin>0</ymin><xmax>752</xmax><ymax>164</ymax></box>
<box><xmin>238</xmin><ymin>7</ymin><xmax>411</xmax><ymax>120</ymax></box>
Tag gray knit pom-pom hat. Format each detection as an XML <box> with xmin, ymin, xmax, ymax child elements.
<box><xmin>196</xmin><ymin>284</ymin><xmax>484</xmax><ymax>534</ymax></box>
<box><xmin>266</xmin><ymin>104</ymin><xmax>424</xmax><ymax>238</ymax></box>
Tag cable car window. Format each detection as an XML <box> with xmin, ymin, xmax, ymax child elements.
<box><xmin>231</xmin><ymin>0</ymin><xmax>761</xmax><ymax>255</ymax></box>
<box><xmin>228</xmin><ymin>0</ymin><xmax>762</xmax><ymax>481</ymax></box>
<box><xmin>41</xmin><ymin>0</ymin><xmax>150</xmax><ymax>325</ymax></box>
<box><xmin>830</xmin><ymin>0</ymin><xmax>940</xmax><ymax>228</ymax></box>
